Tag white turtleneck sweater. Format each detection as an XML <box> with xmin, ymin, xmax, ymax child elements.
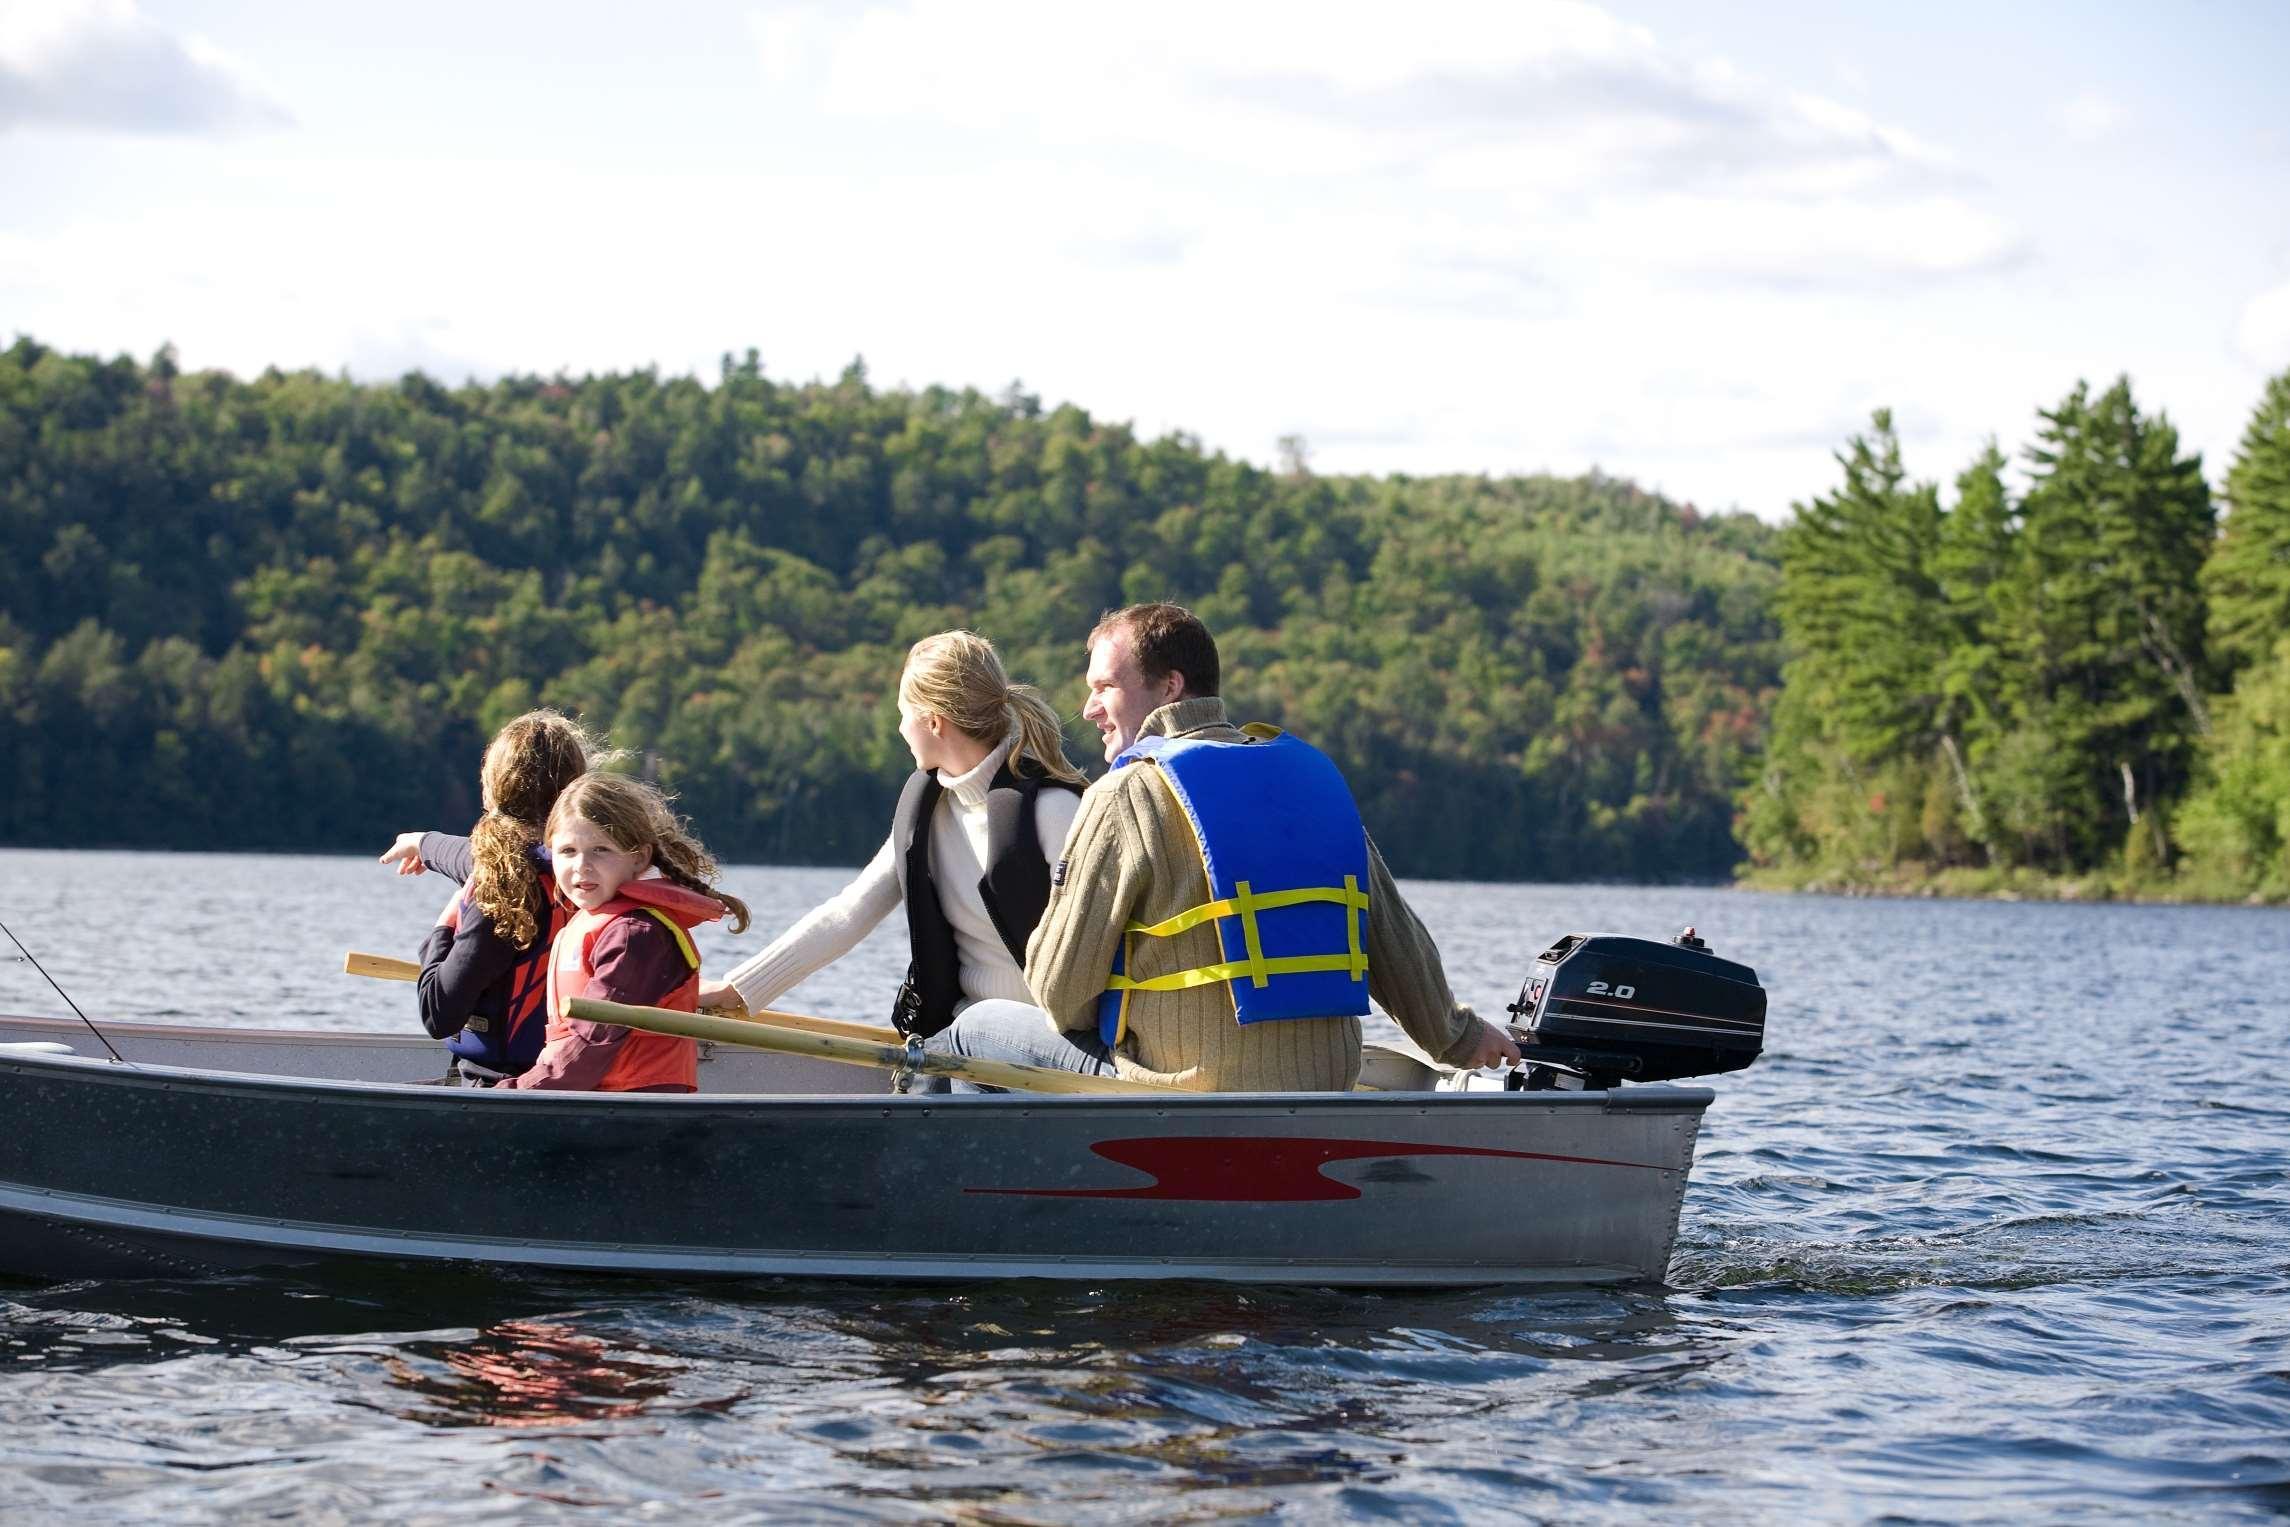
<box><xmin>720</xmin><ymin>733</ymin><xmax>1082</xmax><ymax>1017</ymax></box>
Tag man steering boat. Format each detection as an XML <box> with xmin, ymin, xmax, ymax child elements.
<box><xmin>927</xmin><ymin>601</ymin><xmax>1522</xmax><ymax>1091</ymax></box>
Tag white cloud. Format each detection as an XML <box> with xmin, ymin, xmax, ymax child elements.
<box><xmin>2238</xmin><ymin>280</ymin><xmax>2290</xmax><ymax>368</ymax></box>
<box><xmin>26</xmin><ymin>1</ymin><xmax>2252</xmax><ymax>522</ymax></box>
<box><xmin>1605</xmin><ymin>193</ymin><xmax>2023</xmax><ymax>284</ymax></box>
<box><xmin>746</xmin><ymin>4</ymin><xmax>834</xmax><ymax>89</ymax></box>
<box><xmin>783</xmin><ymin>0</ymin><xmax>2004</xmax><ymax>292</ymax></box>
<box><xmin>2057</xmin><ymin>91</ymin><xmax>2124</xmax><ymax>145</ymax></box>
<box><xmin>0</xmin><ymin>0</ymin><xmax>288</xmax><ymax>135</ymax></box>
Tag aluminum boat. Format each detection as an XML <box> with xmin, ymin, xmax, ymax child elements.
<box><xmin>0</xmin><ymin>930</ymin><xmax>1760</xmax><ymax>1287</ymax></box>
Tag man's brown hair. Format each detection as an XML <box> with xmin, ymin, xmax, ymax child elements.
<box><xmin>1090</xmin><ymin>601</ymin><xmax>1220</xmax><ymax>698</ymax></box>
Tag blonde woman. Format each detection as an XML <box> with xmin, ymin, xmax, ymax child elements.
<box><xmin>699</xmin><ymin>631</ymin><xmax>1086</xmax><ymax>1037</ymax></box>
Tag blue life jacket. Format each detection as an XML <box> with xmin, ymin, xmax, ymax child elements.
<box><xmin>1097</xmin><ymin>727</ymin><xmax>1371</xmax><ymax>1047</ymax></box>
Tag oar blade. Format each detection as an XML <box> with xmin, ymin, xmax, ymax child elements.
<box><xmin>345</xmin><ymin>951</ymin><xmax>420</xmax><ymax>983</ymax></box>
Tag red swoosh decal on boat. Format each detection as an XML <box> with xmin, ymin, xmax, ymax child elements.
<box><xmin>967</xmin><ymin>1135</ymin><xmax>1666</xmax><ymax>1202</ymax></box>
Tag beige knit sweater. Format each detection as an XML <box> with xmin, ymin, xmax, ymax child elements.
<box><xmin>1024</xmin><ymin>698</ymin><xmax>1480</xmax><ymax>1091</ymax></box>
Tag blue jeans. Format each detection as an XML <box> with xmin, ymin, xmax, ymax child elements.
<box><xmin>926</xmin><ymin>999</ymin><xmax>1118</xmax><ymax>1093</ymax></box>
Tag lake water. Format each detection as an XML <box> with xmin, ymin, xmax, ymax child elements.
<box><xmin>1</xmin><ymin>848</ymin><xmax>2285</xmax><ymax>1520</ymax></box>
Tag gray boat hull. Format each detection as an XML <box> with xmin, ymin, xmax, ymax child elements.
<box><xmin>0</xmin><ymin>1016</ymin><xmax>1710</xmax><ymax>1286</ymax></box>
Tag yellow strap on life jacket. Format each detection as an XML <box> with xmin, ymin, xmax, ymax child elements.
<box><xmin>1107</xmin><ymin>951</ymin><xmax>1374</xmax><ymax>994</ymax></box>
<box><xmin>1107</xmin><ymin>875</ymin><xmax>1369</xmax><ymax>993</ymax></box>
<box><xmin>639</xmin><ymin>907</ymin><xmax>701</xmax><ymax>971</ymax></box>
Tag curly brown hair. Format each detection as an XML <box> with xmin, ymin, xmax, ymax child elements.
<box><xmin>467</xmin><ymin>710</ymin><xmax>598</xmax><ymax>948</ymax></box>
<box><xmin>543</xmin><ymin>772</ymin><xmax>752</xmax><ymax>934</ymax></box>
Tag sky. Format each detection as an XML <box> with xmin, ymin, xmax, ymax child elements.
<box><xmin>2</xmin><ymin>0</ymin><xmax>2286</xmax><ymax>520</ymax></box>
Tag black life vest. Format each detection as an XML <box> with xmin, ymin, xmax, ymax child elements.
<box><xmin>894</xmin><ymin>762</ymin><xmax>1082</xmax><ymax>1038</ymax></box>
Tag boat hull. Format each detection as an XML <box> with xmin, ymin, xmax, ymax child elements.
<box><xmin>0</xmin><ymin>1021</ymin><xmax>1710</xmax><ymax>1287</ymax></box>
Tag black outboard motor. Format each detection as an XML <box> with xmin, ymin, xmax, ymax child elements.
<box><xmin>1504</xmin><ymin>928</ymin><xmax>1764</xmax><ymax>1090</ymax></box>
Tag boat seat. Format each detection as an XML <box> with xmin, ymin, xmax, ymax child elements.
<box><xmin>1357</xmin><ymin>1041</ymin><xmax>1444</xmax><ymax>1092</ymax></box>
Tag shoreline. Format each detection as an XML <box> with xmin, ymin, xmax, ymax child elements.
<box><xmin>5</xmin><ymin>841</ymin><xmax>2281</xmax><ymax>908</ymax></box>
<box><xmin>1735</xmin><ymin>864</ymin><xmax>2289</xmax><ymax>909</ymax></box>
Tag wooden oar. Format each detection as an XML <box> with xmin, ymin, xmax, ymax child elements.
<box><xmin>694</xmin><ymin>997</ymin><xmax>906</xmax><ymax>1045</ymax></box>
<box><xmin>342</xmin><ymin>951</ymin><xmax>905</xmax><ymax>1044</ymax></box>
<box><xmin>567</xmin><ymin>996</ymin><xmax>1177</xmax><ymax>1096</ymax></box>
<box><xmin>345</xmin><ymin>951</ymin><xmax>420</xmax><ymax>982</ymax></box>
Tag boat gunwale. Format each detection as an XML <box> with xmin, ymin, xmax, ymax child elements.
<box><xmin>0</xmin><ymin>1045</ymin><xmax>1715</xmax><ymax>1113</ymax></box>
<box><xmin>1</xmin><ymin>1012</ymin><xmax>444</xmax><ymax>1048</ymax></box>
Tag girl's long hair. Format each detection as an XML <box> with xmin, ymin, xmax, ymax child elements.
<box><xmin>467</xmin><ymin>709</ymin><xmax>598</xmax><ymax>948</ymax></box>
<box><xmin>900</xmin><ymin>630</ymin><xmax>1086</xmax><ymax>786</ymax></box>
<box><xmin>543</xmin><ymin>772</ymin><xmax>752</xmax><ymax>933</ymax></box>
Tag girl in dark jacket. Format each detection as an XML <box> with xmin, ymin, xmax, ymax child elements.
<box><xmin>378</xmin><ymin>710</ymin><xmax>595</xmax><ymax>1079</ymax></box>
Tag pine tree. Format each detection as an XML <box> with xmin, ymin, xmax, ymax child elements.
<box><xmin>1774</xmin><ymin>410</ymin><xmax>1948</xmax><ymax>766</ymax></box>
<box><xmin>2203</xmin><ymin>368</ymin><xmax>2290</xmax><ymax>676</ymax></box>
<box><xmin>2179</xmin><ymin>367</ymin><xmax>2290</xmax><ymax>893</ymax></box>
<box><xmin>1930</xmin><ymin>443</ymin><xmax>2014</xmax><ymax>857</ymax></box>
<box><xmin>1999</xmin><ymin>379</ymin><xmax>2214</xmax><ymax>867</ymax></box>
<box><xmin>1743</xmin><ymin>411</ymin><xmax>1953</xmax><ymax>871</ymax></box>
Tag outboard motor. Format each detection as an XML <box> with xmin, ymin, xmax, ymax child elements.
<box><xmin>1503</xmin><ymin>928</ymin><xmax>1764</xmax><ymax>1090</ymax></box>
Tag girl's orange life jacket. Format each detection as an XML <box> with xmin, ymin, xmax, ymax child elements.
<box><xmin>543</xmin><ymin>877</ymin><xmax>725</xmax><ymax>1093</ymax></box>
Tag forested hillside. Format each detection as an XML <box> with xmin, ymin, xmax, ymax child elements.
<box><xmin>1743</xmin><ymin>369</ymin><xmax>2290</xmax><ymax>901</ymax></box>
<box><xmin>0</xmin><ymin>338</ymin><xmax>1779</xmax><ymax>879</ymax></box>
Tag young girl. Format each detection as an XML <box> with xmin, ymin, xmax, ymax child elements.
<box><xmin>512</xmin><ymin>772</ymin><xmax>752</xmax><ymax>1093</ymax></box>
<box><xmin>378</xmin><ymin>710</ymin><xmax>596</xmax><ymax>1080</ymax></box>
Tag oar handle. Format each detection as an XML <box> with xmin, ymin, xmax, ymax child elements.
<box><xmin>345</xmin><ymin>951</ymin><xmax>419</xmax><ymax>982</ymax></box>
<box><xmin>566</xmin><ymin>997</ymin><xmax>1175</xmax><ymax>1096</ymax></box>
<box><xmin>740</xmin><ymin>1008</ymin><xmax>904</xmax><ymax>1044</ymax></box>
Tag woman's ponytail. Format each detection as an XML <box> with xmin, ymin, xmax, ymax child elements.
<box><xmin>1006</xmin><ymin>682</ymin><xmax>1086</xmax><ymax>786</ymax></box>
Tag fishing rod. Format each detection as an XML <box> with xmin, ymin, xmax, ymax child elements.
<box><xmin>0</xmin><ymin>917</ymin><xmax>130</xmax><ymax>1065</ymax></box>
